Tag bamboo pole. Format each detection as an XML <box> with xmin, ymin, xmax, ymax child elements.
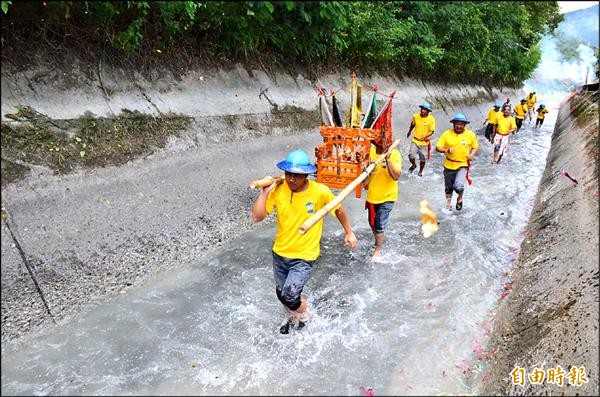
<box><xmin>249</xmin><ymin>176</ymin><xmax>284</xmax><ymax>189</ymax></box>
<box><xmin>298</xmin><ymin>138</ymin><xmax>401</xmax><ymax>235</ymax></box>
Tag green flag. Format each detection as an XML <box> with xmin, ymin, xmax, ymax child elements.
<box><xmin>362</xmin><ymin>90</ymin><xmax>378</xmax><ymax>128</ymax></box>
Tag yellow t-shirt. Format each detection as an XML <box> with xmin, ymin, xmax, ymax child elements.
<box><xmin>496</xmin><ymin>115</ymin><xmax>517</xmax><ymax>135</ymax></box>
<box><xmin>537</xmin><ymin>108</ymin><xmax>549</xmax><ymax>119</ymax></box>
<box><xmin>526</xmin><ymin>95</ymin><xmax>535</xmax><ymax>108</ymax></box>
<box><xmin>366</xmin><ymin>146</ymin><xmax>402</xmax><ymax>204</ymax></box>
<box><xmin>266</xmin><ymin>180</ymin><xmax>339</xmax><ymax>261</ymax></box>
<box><xmin>486</xmin><ymin>108</ymin><xmax>501</xmax><ymax>125</ymax></box>
<box><xmin>532</xmin><ymin>94</ymin><xmax>537</xmax><ymax>104</ymax></box>
<box><xmin>435</xmin><ymin>128</ymin><xmax>479</xmax><ymax>170</ymax></box>
<box><xmin>411</xmin><ymin>113</ymin><xmax>436</xmax><ymax>146</ymax></box>
<box><xmin>514</xmin><ymin>104</ymin><xmax>527</xmax><ymax>119</ymax></box>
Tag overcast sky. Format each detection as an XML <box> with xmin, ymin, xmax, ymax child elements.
<box><xmin>558</xmin><ymin>1</ymin><xmax>598</xmax><ymax>14</ymax></box>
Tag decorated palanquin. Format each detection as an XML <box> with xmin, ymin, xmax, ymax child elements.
<box><xmin>314</xmin><ymin>72</ymin><xmax>395</xmax><ymax>198</ymax></box>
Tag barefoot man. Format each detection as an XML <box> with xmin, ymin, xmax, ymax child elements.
<box><xmin>363</xmin><ymin>138</ymin><xmax>402</xmax><ymax>259</ymax></box>
<box><xmin>406</xmin><ymin>101</ymin><xmax>436</xmax><ymax>177</ymax></box>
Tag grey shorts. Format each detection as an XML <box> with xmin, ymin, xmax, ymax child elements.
<box><xmin>409</xmin><ymin>141</ymin><xmax>429</xmax><ymax>162</ymax></box>
<box><xmin>365</xmin><ymin>200</ymin><xmax>394</xmax><ymax>233</ymax></box>
<box><xmin>272</xmin><ymin>251</ymin><xmax>315</xmax><ymax>310</ymax></box>
<box><xmin>443</xmin><ymin>167</ymin><xmax>468</xmax><ymax>195</ymax></box>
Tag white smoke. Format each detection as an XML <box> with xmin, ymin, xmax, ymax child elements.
<box><xmin>525</xmin><ymin>5</ymin><xmax>598</xmax><ymax>94</ymax></box>
<box><xmin>525</xmin><ymin>37</ymin><xmax>597</xmax><ymax>95</ymax></box>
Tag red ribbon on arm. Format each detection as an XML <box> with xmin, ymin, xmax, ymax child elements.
<box><xmin>466</xmin><ymin>159</ymin><xmax>473</xmax><ymax>186</ymax></box>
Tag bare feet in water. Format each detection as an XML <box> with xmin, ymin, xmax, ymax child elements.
<box><xmin>372</xmin><ymin>248</ymin><xmax>382</xmax><ymax>261</ymax></box>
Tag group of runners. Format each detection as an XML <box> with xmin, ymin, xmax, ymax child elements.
<box><xmin>483</xmin><ymin>93</ymin><xmax>549</xmax><ymax>164</ymax></box>
<box><xmin>251</xmin><ymin>95</ymin><xmax>548</xmax><ymax>333</ymax></box>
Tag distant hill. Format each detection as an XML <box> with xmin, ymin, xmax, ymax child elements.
<box><xmin>557</xmin><ymin>4</ymin><xmax>599</xmax><ymax>46</ymax></box>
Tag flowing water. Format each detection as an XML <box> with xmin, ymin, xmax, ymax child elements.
<box><xmin>1</xmin><ymin>103</ymin><xmax>560</xmax><ymax>396</ymax></box>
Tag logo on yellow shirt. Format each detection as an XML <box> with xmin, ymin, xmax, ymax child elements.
<box><xmin>306</xmin><ymin>202</ymin><xmax>314</xmax><ymax>214</ymax></box>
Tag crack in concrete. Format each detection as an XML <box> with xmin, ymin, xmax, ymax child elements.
<box><xmin>1</xmin><ymin>204</ymin><xmax>56</xmax><ymax>324</ymax></box>
<box><xmin>259</xmin><ymin>88</ymin><xmax>279</xmax><ymax>112</ymax></box>
<box><xmin>140</xmin><ymin>90</ymin><xmax>163</xmax><ymax>115</ymax></box>
<box><xmin>97</xmin><ymin>50</ymin><xmax>115</xmax><ymax>116</ymax></box>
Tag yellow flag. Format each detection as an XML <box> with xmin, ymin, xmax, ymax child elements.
<box><xmin>346</xmin><ymin>77</ymin><xmax>364</xmax><ymax>128</ymax></box>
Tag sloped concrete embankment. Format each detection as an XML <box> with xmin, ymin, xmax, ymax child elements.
<box><xmin>478</xmin><ymin>90</ymin><xmax>599</xmax><ymax>395</ymax></box>
<box><xmin>1</xmin><ymin>58</ymin><xmax>520</xmax><ymax>344</ymax></box>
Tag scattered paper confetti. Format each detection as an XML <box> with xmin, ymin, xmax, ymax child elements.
<box><xmin>561</xmin><ymin>169</ymin><xmax>578</xmax><ymax>186</ymax></box>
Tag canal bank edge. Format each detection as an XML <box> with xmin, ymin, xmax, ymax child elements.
<box><xmin>477</xmin><ymin>90</ymin><xmax>599</xmax><ymax>396</ymax></box>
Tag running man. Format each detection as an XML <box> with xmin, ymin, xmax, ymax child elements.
<box><xmin>435</xmin><ymin>113</ymin><xmax>479</xmax><ymax>211</ymax></box>
<box><xmin>363</xmin><ymin>138</ymin><xmax>402</xmax><ymax>259</ymax></box>
<box><xmin>251</xmin><ymin>149</ymin><xmax>357</xmax><ymax>334</ymax></box>
<box><xmin>535</xmin><ymin>104</ymin><xmax>549</xmax><ymax>128</ymax></box>
<box><xmin>526</xmin><ymin>92</ymin><xmax>536</xmax><ymax>122</ymax></box>
<box><xmin>493</xmin><ymin>105</ymin><xmax>517</xmax><ymax>164</ymax></box>
<box><xmin>513</xmin><ymin>99</ymin><xmax>528</xmax><ymax>132</ymax></box>
<box><xmin>482</xmin><ymin>102</ymin><xmax>502</xmax><ymax>143</ymax></box>
<box><xmin>406</xmin><ymin>101</ymin><xmax>435</xmax><ymax>177</ymax></box>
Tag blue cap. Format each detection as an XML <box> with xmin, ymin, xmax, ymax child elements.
<box><xmin>540</xmin><ymin>104</ymin><xmax>545</xmax><ymax>108</ymax></box>
<box><xmin>450</xmin><ymin>112</ymin><xmax>470</xmax><ymax>124</ymax></box>
<box><xmin>419</xmin><ymin>101</ymin><xmax>432</xmax><ymax>112</ymax></box>
<box><xmin>494</xmin><ymin>102</ymin><xmax>501</xmax><ymax>108</ymax></box>
<box><xmin>276</xmin><ymin>149</ymin><xmax>317</xmax><ymax>174</ymax></box>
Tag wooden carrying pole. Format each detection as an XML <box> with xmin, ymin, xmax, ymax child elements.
<box><xmin>298</xmin><ymin>138</ymin><xmax>401</xmax><ymax>235</ymax></box>
<box><xmin>250</xmin><ymin>176</ymin><xmax>284</xmax><ymax>189</ymax></box>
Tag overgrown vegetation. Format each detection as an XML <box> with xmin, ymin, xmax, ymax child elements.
<box><xmin>1</xmin><ymin>107</ymin><xmax>191</xmax><ymax>185</ymax></box>
<box><xmin>1</xmin><ymin>1</ymin><xmax>562</xmax><ymax>86</ymax></box>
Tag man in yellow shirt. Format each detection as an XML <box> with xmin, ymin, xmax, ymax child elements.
<box><xmin>493</xmin><ymin>105</ymin><xmax>517</xmax><ymax>164</ymax></box>
<box><xmin>514</xmin><ymin>99</ymin><xmax>528</xmax><ymax>132</ymax></box>
<box><xmin>435</xmin><ymin>113</ymin><xmax>478</xmax><ymax>211</ymax></box>
<box><xmin>252</xmin><ymin>149</ymin><xmax>357</xmax><ymax>333</ymax></box>
<box><xmin>406</xmin><ymin>101</ymin><xmax>435</xmax><ymax>177</ymax></box>
<box><xmin>526</xmin><ymin>92</ymin><xmax>536</xmax><ymax>122</ymax></box>
<box><xmin>363</xmin><ymin>138</ymin><xmax>402</xmax><ymax>259</ymax></box>
<box><xmin>482</xmin><ymin>102</ymin><xmax>501</xmax><ymax>143</ymax></box>
<box><xmin>535</xmin><ymin>104</ymin><xmax>549</xmax><ymax>128</ymax></box>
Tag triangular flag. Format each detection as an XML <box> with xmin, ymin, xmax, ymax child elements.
<box><xmin>371</xmin><ymin>96</ymin><xmax>394</xmax><ymax>148</ymax></box>
<box><xmin>362</xmin><ymin>90</ymin><xmax>378</xmax><ymax>128</ymax></box>
<box><xmin>346</xmin><ymin>77</ymin><xmax>364</xmax><ymax>128</ymax></box>
<box><xmin>332</xmin><ymin>94</ymin><xmax>344</xmax><ymax>127</ymax></box>
<box><xmin>319</xmin><ymin>95</ymin><xmax>334</xmax><ymax>126</ymax></box>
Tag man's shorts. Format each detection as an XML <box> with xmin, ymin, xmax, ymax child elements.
<box><xmin>493</xmin><ymin>133</ymin><xmax>509</xmax><ymax>156</ymax></box>
<box><xmin>484</xmin><ymin>123</ymin><xmax>495</xmax><ymax>141</ymax></box>
<box><xmin>536</xmin><ymin>118</ymin><xmax>544</xmax><ymax>127</ymax></box>
<box><xmin>443</xmin><ymin>167</ymin><xmax>468</xmax><ymax>195</ymax></box>
<box><xmin>272</xmin><ymin>251</ymin><xmax>315</xmax><ymax>309</ymax></box>
<box><xmin>515</xmin><ymin>117</ymin><xmax>523</xmax><ymax>130</ymax></box>
<box><xmin>365</xmin><ymin>201</ymin><xmax>394</xmax><ymax>233</ymax></box>
<box><xmin>409</xmin><ymin>141</ymin><xmax>428</xmax><ymax>162</ymax></box>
